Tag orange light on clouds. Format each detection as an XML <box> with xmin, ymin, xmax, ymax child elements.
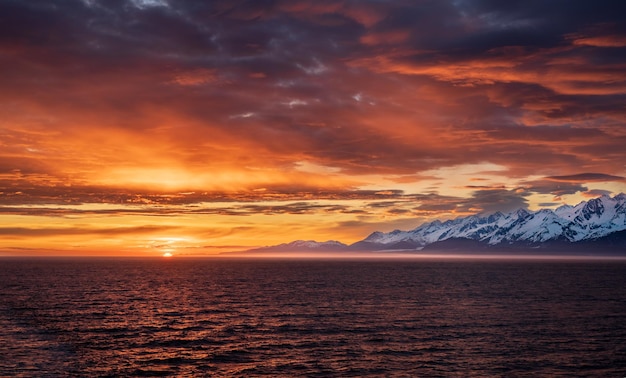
<box><xmin>1</xmin><ymin>1</ymin><xmax>626</xmax><ymax>256</ymax></box>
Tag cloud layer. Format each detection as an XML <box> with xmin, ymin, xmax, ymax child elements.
<box><xmin>1</xmin><ymin>0</ymin><xmax>625</xmax><ymax>253</ymax></box>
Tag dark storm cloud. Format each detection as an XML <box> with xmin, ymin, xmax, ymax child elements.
<box><xmin>1</xmin><ymin>0</ymin><xmax>625</xmax><ymax>217</ymax></box>
<box><xmin>582</xmin><ymin>189</ymin><xmax>613</xmax><ymax>197</ymax></box>
<box><xmin>0</xmin><ymin>225</ymin><xmax>174</xmax><ymax>237</ymax></box>
<box><xmin>546</xmin><ymin>173</ymin><xmax>625</xmax><ymax>182</ymax></box>
<box><xmin>520</xmin><ymin>180</ymin><xmax>588</xmax><ymax>196</ymax></box>
<box><xmin>512</xmin><ymin>172</ymin><xmax>624</xmax><ymax>198</ymax></box>
<box><xmin>463</xmin><ymin>188</ymin><xmax>529</xmax><ymax>214</ymax></box>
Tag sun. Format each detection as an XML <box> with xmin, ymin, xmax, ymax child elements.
<box><xmin>162</xmin><ymin>252</ymin><xmax>173</xmax><ymax>257</ymax></box>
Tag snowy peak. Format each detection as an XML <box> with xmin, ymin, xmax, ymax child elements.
<box><xmin>250</xmin><ymin>194</ymin><xmax>626</xmax><ymax>254</ymax></box>
<box><xmin>357</xmin><ymin>193</ymin><xmax>626</xmax><ymax>249</ymax></box>
<box><xmin>580</xmin><ymin>197</ymin><xmax>605</xmax><ymax>220</ymax></box>
<box><xmin>515</xmin><ymin>208</ymin><xmax>531</xmax><ymax>219</ymax></box>
<box><xmin>249</xmin><ymin>240</ymin><xmax>348</xmax><ymax>253</ymax></box>
<box><xmin>363</xmin><ymin>231</ymin><xmax>387</xmax><ymax>243</ymax></box>
<box><xmin>280</xmin><ymin>240</ymin><xmax>347</xmax><ymax>250</ymax></box>
<box><xmin>291</xmin><ymin>240</ymin><xmax>344</xmax><ymax>248</ymax></box>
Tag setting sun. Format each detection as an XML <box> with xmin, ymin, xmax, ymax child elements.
<box><xmin>0</xmin><ymin>0</ymin><xmax>625</xmax><ymax>257</ymax></box>
<box><xmin>1</xmin><ymin>1</ymin><xmax>625</xmax><ymax>377</ymax></box>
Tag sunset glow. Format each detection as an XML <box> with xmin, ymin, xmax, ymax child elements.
<box><xmin>1</xmin><ymin>1</ymin><xmax>626</xmax><ymax>256</ymax></box>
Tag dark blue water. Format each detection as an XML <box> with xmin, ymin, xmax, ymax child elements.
<box><xmin>1</xmin><ymin>257</ymin><xmax>625</xmax><ymax>376</ymax></box>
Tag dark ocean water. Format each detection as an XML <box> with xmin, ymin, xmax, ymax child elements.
<box><xmin>1</xmin><ymin>257</ymin><xmax>625</xmax><ymax>377</ymax></box>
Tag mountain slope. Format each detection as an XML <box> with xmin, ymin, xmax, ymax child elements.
<box><xmin>247</xmin><ymin>240</ymin><xmax>348</xmax><ymax>253</ymax></box>
<box><xmin>247</xmin><ymin>194</ymin><xmax>626</xmax><ymax>254</ymax></box>
<box><xmin>355</xmin><ymin>194</ymin><xmax>626</xmax><ymax>251</ymax></box>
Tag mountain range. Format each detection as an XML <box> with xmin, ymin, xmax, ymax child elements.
<box><xmin>249</xmin><ymin>194</ymin><xmax>626</xmax><ymax>255</ymax></box>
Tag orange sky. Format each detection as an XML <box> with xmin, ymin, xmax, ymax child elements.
<box><xmin>1</xmin><ymin>0</ymin><xmax>626</xmax><ymax>256</ymax></box>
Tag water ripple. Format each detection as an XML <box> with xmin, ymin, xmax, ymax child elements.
<box><xmin>1</xmin><ymin>258</ymin><xmax>625</xmax><ymax>376</ymax></box>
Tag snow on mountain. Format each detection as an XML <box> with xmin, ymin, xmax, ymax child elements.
<box><xmin>251</xmin><ymin>194</ymin><xmax>626</xmax><ymax>254</ymax></box>
<box><xmin>285</xmin><ymin>240</ymin><xmax>347</xmax><ymax>249</ymax></box>
<box><xmin>250</xmin><ymin>240</ymin><xmax>348</xmax><ymax>252</ymax></box>
<box><xmin>359</xmin><ymin>194</ymin><xmax>626</xmax><ymax>249</ymax></box>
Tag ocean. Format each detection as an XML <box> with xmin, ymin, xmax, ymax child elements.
<box><xmin>1</xmin><ymin>257</ymin><xmax>625</xmax><ymax>376</ymax></box>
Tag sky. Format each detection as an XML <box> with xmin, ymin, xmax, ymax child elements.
<box><xmin>1</xmin><ymin>0</ymin><xmax>626</xmax><ymax>256</ymax></box>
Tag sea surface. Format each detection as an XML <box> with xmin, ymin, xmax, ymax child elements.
<box><xmin>1</xmin><ymin>257</ymin><xmax>625</xmax><ymax>377</ymax></box>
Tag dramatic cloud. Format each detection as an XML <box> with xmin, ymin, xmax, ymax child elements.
<box><xmin>546</xmin><ymin>173</ymin><xmax>625</xmax><ymax>182</ymax></box>
<box><xmin>1</xmin><ymin>0</ymin><xmax>625</xmax><ymax>254</ymax></box>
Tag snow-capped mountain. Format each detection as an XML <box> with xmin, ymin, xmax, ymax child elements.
<box><xmin>248</xmin><ymin>240</ymin><xmax>348</xmax><ymax>253</ymax></box>
<box><xmin>355</xmin><ymin>193</ymin><xmax>626</xmax><ymax>250</ymax></box>
<box><xmin>246</xmin><ymin>194</ymin><xmax>626</xmax><ymax>254</ymax></box>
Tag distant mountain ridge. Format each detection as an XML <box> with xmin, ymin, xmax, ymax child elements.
<box><xmin>249</xmin><ymin>240</ymin><xmax>348</xmax><ymax>253</ymax></box>
<box><xmin>356</xmin><ymin>193</ymin><xmax>626</xmax><ymax>250</ymax></box>
<box><xmin>248</xmin><ymin>194</ymin><xmax>626</xmax><ymax>254</ymax></box>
